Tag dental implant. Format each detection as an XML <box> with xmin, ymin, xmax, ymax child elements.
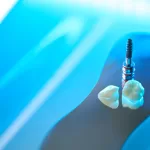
<box><xmin>122</xmin><ymin>39</ymin><xmax>135</xmax><ymax>88</ymax></box>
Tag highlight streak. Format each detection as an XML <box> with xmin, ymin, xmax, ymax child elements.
<box><xmin>0</xmin><ymin>17</ymin><xmax>82</xmax><ymax>88</ymax></box>
<box><xmin>0</xmin><ymin>0</ymin><xmax>18</xmax><ymax>23</ymax></box>
<box><xmin>0</xmin><ymin>19</ymin><xmax>113</xmax><ymax>150</ymax></box>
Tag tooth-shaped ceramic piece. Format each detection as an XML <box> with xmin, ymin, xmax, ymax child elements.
<box><xmin>98</xmin><ymin>85</ymin><xmax>119</xmax><ymax>109</ymax></box>
<box><xmin>122</xmin><ymin>80</ymin><xmax>144</xmax><ymax>110</ymax></box>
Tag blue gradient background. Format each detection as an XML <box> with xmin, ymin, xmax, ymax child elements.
<box><xmin>0</xmin><ymin>1</ymin><xmax>150</xmax><ymax>150</ymax></box>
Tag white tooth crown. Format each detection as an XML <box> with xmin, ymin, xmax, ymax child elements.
<box><xmin>98</xmin><ymin>85</ymin><xmax>119</xmax><ymax>109</ymax></box>
<box><xmin>122</xmin><ymin>80</ymin><xmax>144</xmax><ymax>109</ymax></box>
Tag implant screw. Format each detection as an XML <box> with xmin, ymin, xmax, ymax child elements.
<box><xmin>122</xmin><ymin>39</ymin><xmax>135</xmax><ymax>88</ymax></box>
<box><xmin>126</xmin><ymin>39</ymin><xmax>132</xmax><ymax>59</ymax></box>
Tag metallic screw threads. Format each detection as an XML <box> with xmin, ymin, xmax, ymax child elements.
<box><xmin>126</xmin><ymin>39</ymin><xmax>133</xmax><ymax>59</ymax></box>
<box><xmin>122</xmin><ymin>39</ymin><xmax>135</xmax><ymax>88</ymax></box>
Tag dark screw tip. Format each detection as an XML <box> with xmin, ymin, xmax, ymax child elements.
<box><xmin>126</xmin><ymin>38</ymin><xmax>133</xmax><ymax>58</ymax></box>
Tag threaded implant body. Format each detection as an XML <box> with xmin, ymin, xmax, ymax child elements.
<box><xmin>126</xmin><ymin>39</ymin><xmax>132</xmax><ymax>59</ymax></box>
<box><xmin>122</xmin><ymin>39</ymin><xmax>135</xmax><ymax>87</ymax></box>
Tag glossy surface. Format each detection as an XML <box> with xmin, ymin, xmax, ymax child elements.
<box><xmin>41</xmin><ymin>34</ymin><xmax>150</xmax><ymax>150</ymax></box>
<box><xmin>0</xmin><ymin>1</ymin><xmax>150</xmax><ymax>150</ymax></box>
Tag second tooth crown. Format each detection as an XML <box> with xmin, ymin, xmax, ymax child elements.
<box><xmin>123</xmin><ymin>80</ymin><xmax>144</xmax><ymax>101</ymax></box>
<box><xmin>122</xmin><ymin>80</ymin><xmax>144</xmax><ymax>110</ymax></box>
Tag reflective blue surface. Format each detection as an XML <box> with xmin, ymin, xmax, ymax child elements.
<box><xmin>0</xmin><ymin>1</ymin><xmax>150</xmax><ymax>150</ymax></box>
<box><xmin>123</xmin><ymin>117</ymin><xmax>150</xmax><ymax>150</ymax></box>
